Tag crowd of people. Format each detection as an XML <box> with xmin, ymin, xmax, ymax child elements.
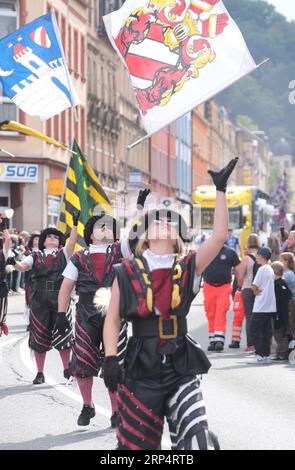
<box><xmin>202</xmin><ymin>226</ymin><xmax>295</xmax><ymax>364</ymax></box>
<box><xmin>1</xmin><ymin>156</ymin><xmax>294</xmax><ymax>450</ymax></box>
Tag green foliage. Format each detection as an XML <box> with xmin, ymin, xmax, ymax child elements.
<box><xmin>219</xmin><ymin>0</ymin><xmax>295</xmax><ymax>154</ymax></box>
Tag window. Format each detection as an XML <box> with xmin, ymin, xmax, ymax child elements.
<box><xmin>0</xmin><ymin>1</ymin><xmax>18</xmax><ymax>128</ymax></box>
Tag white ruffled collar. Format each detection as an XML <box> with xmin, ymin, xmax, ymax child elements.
<box><xmin>89</xmin><ymin>243</ymin><xmax>110</xmax><ymax>254</ymax></box>
<box><xmin>143</xmin><ymin>249</ymin><xmax>176</xmax><ymax>271</ymax></box>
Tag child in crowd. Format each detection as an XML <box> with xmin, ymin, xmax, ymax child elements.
<box><xmin>271</xmin><ymin>261</ymin><xmax>292</xmax><ymax>361</ymax></box>
<box><xmin>248</xmin><ymin>247</ymin><xmax>276</xmax><ymax>364</ymax></box>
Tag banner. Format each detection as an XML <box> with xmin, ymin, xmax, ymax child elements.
<box><xmin>104</xmin><ymin>0</ymin><xmax>256</xmax><ymax>135</ymax></box>
<box><xmin>58</xmin><ymin>141</ymin><xmax>112</xmax><ymax>248</ymax></box>
<box><xmin>0</xmin><ymin>12</ymin><xmax>79</xmax><ymax>120</ymax></box>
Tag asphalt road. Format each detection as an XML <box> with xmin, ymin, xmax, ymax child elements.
<box><xmin>1</xmin><ymin>292</ymin><xmax>295</xmax><ymax>450</ymax></box>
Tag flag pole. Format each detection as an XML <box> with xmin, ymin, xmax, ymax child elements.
<box><xmin>0</xmin><ymin>148</ymin><xmax>15</xmax><ymax>157</ymax></box>
<box><xmin>51</xmin><ymin>9</ymin><xmax>79</xmax><ymax>124</ymax></box>
<box><xmin>57</xmin><ymin>140</ymin><xmax>74</xmax><ymax>231</ymax></box>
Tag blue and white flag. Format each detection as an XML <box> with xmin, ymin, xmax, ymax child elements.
<box><xmin>0</xmin><ymin>12</ymin><xmax>80</xmax><ymax>120</ymax></box>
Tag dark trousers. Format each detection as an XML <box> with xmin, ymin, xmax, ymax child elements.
<box><xmin>251</xmin><ymin>313</ymin><xmax>273</xmax><ymax>357</ymax></box>
<box><xmin>242</xmin><ymin>288</ymin><xmax>255</xmax><ymax>347</ymax></box>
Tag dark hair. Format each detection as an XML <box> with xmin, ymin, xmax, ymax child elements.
<box><xmin>39</xmin><ymin>228</ymin><xmax>66</xmax><ymax>250</ymax></box>
<box><xmin>84</xmin><ymin>214</ymin><xmax>120</xmax><ymax>246</ymax></box>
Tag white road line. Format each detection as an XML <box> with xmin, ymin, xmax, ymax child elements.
<box><xmin>19</xmin><ymin>338</ymin><xmax>171</xmax><ymax>448</ymax></box>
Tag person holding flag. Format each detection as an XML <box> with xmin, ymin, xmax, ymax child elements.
<box><xmin>102</xmin><ymin>158</ymin><xmax>238</xmax><ymax>450</ymax></box>
<box><xmin>57</xmin><ymin>189</ymin><xmax>150</xmax><ymax>428</ymax></box>
<box><xmin>7</xmin><ymin>214</ymin><xmax>79</xmax><ymax>384</ymax></box>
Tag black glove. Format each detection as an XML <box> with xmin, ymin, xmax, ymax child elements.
<box><xmin>137</xmin><ymin>189</ymin><xmax>150</xmax><ymax>210</ymax></box>
<box><xmin>103</xmin><ymin>356</ymin><xmax>121</xmax><ymax>392</ymax></box>
<box><xmin>72</xmin><ymin>211</ymin><xmax>80</xmax><ymax>227</ymax></box>
<box><xmin>208</xmin><ymin>158</ymin><xmax>239</xmax><ymax>193</ymax></box>
<box><xmin>5</xmin><ymin>257</ymin><xmax>16</xmax><ymax>266</ymax></box>
<box><xmin>54</xmin><ymin>312</ymin><xmax>70</xmax><ymax>336</ymax></box>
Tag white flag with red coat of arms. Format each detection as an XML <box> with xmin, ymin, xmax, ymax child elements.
<box><xmin>103</xmin><ymin>0</ymin><xmax>256</xmax><ymax>135</ymax></box>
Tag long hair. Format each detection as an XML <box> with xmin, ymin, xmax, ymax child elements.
<box><xmin>247</xmin><ymin>233</ymin><xmax>260</xmax><ymax>249</ymax></box>
<box><xmin>135</xmin><ymin>230</ymin><xmax>184</xmax><ymax>257</ymax></box>
<box><xmin>280</xmin><ymin>252</ymin><xmax>295</xmax><ymax>272</ymax></box>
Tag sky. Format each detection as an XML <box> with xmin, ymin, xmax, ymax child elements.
<box><xmin>265</xmin><ymin>0</ymin><xmax>295</xmax><ymax>20</ymax></box>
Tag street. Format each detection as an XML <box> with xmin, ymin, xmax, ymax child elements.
<box><xmin>1</xmin><ymin>292</ymin><xmax>295</xmax><ymax>451</ymax></box>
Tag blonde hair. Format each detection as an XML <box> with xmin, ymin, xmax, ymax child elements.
<box><xmin>135</xmin><ymin>230</ymin><xmax>184</xmax><ymax>257</ymax></box>
<box><xmin>247</xmin><ymin>233</ymin><xmax>260</xmax><ymax>249</ymax></box>
<box><xmin>280</xmin><ymin>252</ymin><xmax>295</xmax><ymax>272</ymax></box>
<box><xmin>271</xmin><ymin>261</ymin><xmax>284</xmax><ymax>277</ymax></box>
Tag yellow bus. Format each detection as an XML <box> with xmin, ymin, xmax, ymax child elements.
<box><xmin>193</xmin><ymin>186</ymin><xmax>271</xmax><ymax>255</ymax></box>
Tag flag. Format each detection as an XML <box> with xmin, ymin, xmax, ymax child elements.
<box><xmin>103</xmin><ymin>0</ymin><xmax>257</xmax><ymax>135</ymax></box>
<box><xmin>0</xmin><ymin>120</ymin><xmax>67</xmax><ymax>150</ymax></box>
<box><xmin>58</xmin><ymin>141</ymin><xmax>112</xmax><ymax>249</ymax></box>
<box><xmin>0</xmin><ymin>12</ymin><xmax>79</xmax><ymax>120</ymax></box>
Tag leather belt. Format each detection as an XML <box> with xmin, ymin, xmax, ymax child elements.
<box><xmin>36</xmin><ymin>280</ymin><xmax>61</xmax><ymax>291</ymax></box>
<box><xmin>78</xmin><ymin>292</ymin><xmax>96</xmax><ymax>304</ymax></box>
<box><xmin>132</xmin><ymin>316</ymin><xmax>187</xmax><ymax>340</ymax></box>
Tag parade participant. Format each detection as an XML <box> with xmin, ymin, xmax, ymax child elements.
<box><xmin>57</xmin><ymin>190</ymin><xmax>150</xmax><ymax>427</ymax></box>
<box><xmin>0</xmin><ymin>217</ymin><xmax>11</xmax><ymax>337</ymax></box>
<box><xmin>23</xmin><ymin>232</ymin><xmax>40</xmax><ymax>330</ymax></box>
<box><xmin>7</xmin><ymin>213</ymin><xmax>79</xmax><ymax>383</ymax></box>
<box><xmin>103</xmin><ymin>158</ymin><xmax>238</xmax><ymax>450</ymax></box>
<box><xmin>228</xmin><ymin>288</ymin><xmax>245</xmax><ymax>349</ymax></box>
<box><xmin>203</xmin><ymin>244</ymin><xmax>242</xmax><ymax>352</ymax></box>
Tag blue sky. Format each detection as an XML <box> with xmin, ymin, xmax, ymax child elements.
<box><xmin>265</xmin><ymin>0</ymin><xmax>295</xmax><ymax>20</ymax></box>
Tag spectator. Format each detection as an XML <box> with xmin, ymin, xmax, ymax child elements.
<box><xmin>248</xmin><ymin>247</ymin><xmax>276</xmax><ymax>365</ymax></box>
<box><xmin>238</xmin><ymin>234</ymin><xmax>261</xmax><ymax>352</ymax></box>
<box><xmin>225</xmin><ymin>228</ymin><xmax>241</xmax><ymax>255</ymax></box>
<box><xmin>282</xmin><ymin>230</ymin><xmax>295</xmax><ymax>254</ymax></box>
<box><xmin>271</xmin><ymin>261</ymin><xmax>292</xmax><ymax>362</ymax></box>
<box><xmin>203</xmin><ymin>245</ymin><xmax>242</xmax><ymax>352</ymax></box>
<box><xmin>267</xmin><ymin>235</ymin><xmax>280</xmax><ymax>261</ymax></box>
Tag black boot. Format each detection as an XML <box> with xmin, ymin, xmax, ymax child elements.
<box><xmin>77</xmin><ymin>405</ymin><xmax>96</xmax><ymax>426</ymax></box>
<box><xmin>63</xmin><ymin>368</ymin><xmax>71</xmax><ymax>380</ymax></box>
<box><xmin>228</xmin><ymin>340</ymin><xmax>240</xmax><ymax>349</ymax></box>
<box><xmin>215</xmin><ymin>341</ymin><xmax>224</xmax><ymax>352</ymax></box>
<box><xmin>110</xmin><ymin>411</ymin><xmax>119</xmax><ymax>428</ymax></box>
<box><xmin>33</xmin><ymin>372</ymin><xmax>45</xmax><ymax>385</ymax></box>
<box><xmin>207</xmin><ymin>342</ymin><xmax>216</xmax><ymax>351</ymax></box>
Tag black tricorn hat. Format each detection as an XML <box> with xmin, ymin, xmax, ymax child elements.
<box><xmin>84</xmin><ymin>213</ymin><xmax>120</xmax><ymax>246</ymax></box>
<box><xmin>129</xmin><ymin>208</ymin><xmax>192</xmax><ymax>253</ymax></box>
<box><xmin>39</xmin><ymin>228</ymin><xmax>66</xmax><ymax>251</ymax></box>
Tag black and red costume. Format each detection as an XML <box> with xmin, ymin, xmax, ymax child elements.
<box><xmin>0</xmin><ymin>249</ymin><xmax>8</xmax><ymax>334</ymax></box>
<box><xmin>68</xmin><ymin>241</ymin><xmax>126</xmax><ymax>378</ymax></box>
<box><xmin>113</xmin><ymin>249</ymin><xmax>217</xmax><ymax>450</ymax></box>
<box><xmin>26</xmin><ymin>229</ymin><xmax>73</xmax><ymax>353</ymax></box>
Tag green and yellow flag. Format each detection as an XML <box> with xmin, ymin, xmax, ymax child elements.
<box><xmin>58</xmin><ymin>140</ymin><xmax>112</xmax><ymax>248</ymax></box>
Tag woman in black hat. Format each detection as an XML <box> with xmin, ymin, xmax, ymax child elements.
<box><xmin>103</xmin><ymin>158</ymin><xmax>238</xmax><ymax>450</ymax></box>
<box><xmin>23</xmin><ymin>232</ymin><xmax>40</xmax><ymax>330</ymax></box>
<box><xmin>57</xmin><ymin>190</ymin><xmax>150</xmax><ymax>427</ymax></box>
<box><xmin>9</xmin><ymin>214</ymin><xmax>79</xmax><ymax>384</ymax></box>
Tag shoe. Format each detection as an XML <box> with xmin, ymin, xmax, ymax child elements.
<box><xmin>247</xmin><ymin>355</ymin><xmax>265</xmax><ymax>365</ymax></box>
<box><xmin>244</xmin><ymin>346</ymin><xmax>255</xmax><ymax>353</ymax></box>
<box><xmin>77</xmin><ymin>405</ymin><xmax>96</xmax><ymax>426</ymax></box>
<box><xmin>26</xmin><ymin>325</ymin><xmax>30</xmax><ymax>332</ymax></box>
<box><xmin>63</xmin><ymin>368</ymin><xmax>71</xmax><ymax>380</ymax></box>
<box><xmin>270</xmin><ymin>356</ymin><xmax>287</xmax><ymax>362</ymax></box>
<box><xmin>0</xmin><ymin>323</ymin><xmax>9</xmax><ymax>336</ymax></box>
<box><xmin>33</xmin><ymin>372</ymin><xmax>45</xmax><ymax>384</ymax></box>
<box><xmin>228</xmin><ymin>341</ymin><xmax>240</xmax><ymax>349</ymax></box>
<box><xmin>214</xmin><ymin>341</ymin><xmax>224</xmax><ymax>352</ymax></box>
<box><xmin>207</xmin><ymin>342</ymin><xmax>216</xmax><ymax>351</ymax></box>
<box><xmin>110</xmin><ymin>412</ymin><xmax>119</xmax><ymax>428</ymax></box>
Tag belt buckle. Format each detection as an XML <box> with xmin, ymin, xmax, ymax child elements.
<box><xmin>159</xmin><ymin>315</ymin><xmax>178</xmax><ymax>340</ymax></box>
<box><xmin>46</xmin><ymin>280</ymin><xmax>54</xmax><ymax>291</ymax></box>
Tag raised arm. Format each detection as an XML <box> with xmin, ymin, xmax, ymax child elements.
<box><xmin>2</xmin><ymin>229</ymin><xmax>11</xmax><ymax>259</ymax></box>
<box><xmin>65</xmin><ymin>211</ymin><xmax>80</xmax><ymax>258</ymax></box>
<box><xmin>122</xmin><ymin>189</ymin><xmax>150</xmax><ymax>257</ymax></box>
<box><xmin>195</xmin><ymin>158</ymin><xmax>238</xmax><ymax>275</ymax></box>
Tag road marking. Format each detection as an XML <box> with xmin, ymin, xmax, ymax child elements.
<box><xmin>19</xmin><ymin>338</ymin><xmax>171</xmax><ymax>448</ymax></box>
